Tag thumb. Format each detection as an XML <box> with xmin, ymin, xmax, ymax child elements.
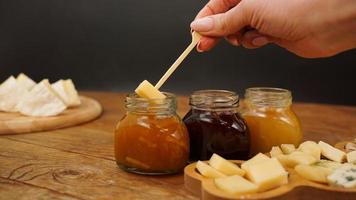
<box><xmin>190</xmin><ymin>4</ymin><xmax>248</xmax><ymax>37</ymax></box>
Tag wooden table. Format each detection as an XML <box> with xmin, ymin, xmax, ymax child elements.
<box><xmin>0</xmin><ymin>91</ymin><xmax>355</xmax><ymax>200</ymax></box>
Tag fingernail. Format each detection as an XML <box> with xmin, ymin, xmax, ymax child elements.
<box><xmin>191</xmin><ymin>17</ymin><xmax>214</xmax><ymax>32</ymax></box>
<box><xmin>252</xmin><ymin>37</ymin><xmax>269</xmax><ymax>46</ymax></box>
<box><xmin>197</xmin><ymin>42</ymin><xmax>204</xmax><ymax>52</ymax></box>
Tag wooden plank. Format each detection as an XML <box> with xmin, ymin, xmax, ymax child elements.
<box><xmin>0</xmin><ymin>137</ymin><xmax>198</xmax><ymax>200</ymax></box>
<box><xmin>0</xmin><ymin>177</ymin><xmax>79</xmax><ymax>200</ymax></box>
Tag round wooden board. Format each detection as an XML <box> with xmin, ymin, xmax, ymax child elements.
<box><xmin>0</xmin><ymin>96</ymin><xmax>102</xmax><ymax>135</ymax></box>
<box><xmin>185</xmin><ymin>160</ymin><xmax>356</xmax><ymax>200</ymax></box>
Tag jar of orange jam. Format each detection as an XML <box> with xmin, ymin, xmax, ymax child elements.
<box><xmin>114</xmin><ymin>93</ymin><xmax>189</xmax><ymax>175</ymax></box>
<box><xmin>243</xmin><ymin>87</ymin><xmax>303</xmax><ymax>156</ymax></box>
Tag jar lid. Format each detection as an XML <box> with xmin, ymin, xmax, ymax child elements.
<box><xmin>190</xmin><ymin>90</ymin><xmax>239</xmax><ymax>110</ymax></box>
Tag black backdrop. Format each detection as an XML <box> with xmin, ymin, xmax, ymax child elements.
<box><xmin>0</xmin><ymin>0</ymin><xmax>355</xmax><ymax>105</ymax></box>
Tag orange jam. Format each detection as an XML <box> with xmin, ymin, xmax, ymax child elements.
<box><xmin>114</xmin><ymin>93</ymin><xmax>189</xmax><ymax>175</ymax></box>
<box><xmin>243</xmin><ymin>88</ymin><xmax>303</xmax><ymax>155</ymax></box>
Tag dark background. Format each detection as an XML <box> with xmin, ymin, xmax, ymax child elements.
<box><xmin>0</xmin><ymin>0</ymin><xmax>355</xmax><ymax>105</ymax></box>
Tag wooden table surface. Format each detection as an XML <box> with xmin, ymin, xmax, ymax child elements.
<box><xmin>0</xmin><ymin>91</ymin><xmax>355</xmax><ymax>200</ymax></box>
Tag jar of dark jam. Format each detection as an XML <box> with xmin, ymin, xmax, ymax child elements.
<box><xmin>183</xmin><ymin>90</ymin><xmax>250</xmax><ymax>161</ymax></box>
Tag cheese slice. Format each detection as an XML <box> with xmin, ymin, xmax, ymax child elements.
<box><xmin>241</xmin><ymin>153</ymin><xmax>270</xmax><ymax>171</ymax></box>
<box><xmin>295</xmin><ymin>164</ymin><xmax>332</xmax><ymax>183</ymax></box>
<box><xmin>196</xmin><ymin>161</ymin><xmax>226</xmax><ymax>178</ymax></box>
<box><xmin>347</xmin><ymin>151</ymin><xmax>356</xmax><ymax>164</ymax></box>
<box><xmin>0</xmin><ymin>76</ymin><xmax>29</xmax><ymax>112</ymax></box>
<box><xmin>16</xmin><ymin>73</ymin><xmax>36</xmax><ymax>90</ymax></box>
<box><xmin>135</xmin><ymin>80</ymin><xmax>166</xmax><ymax>99</ymax></box>
<box><xmin>298</xmin><ymin>141</ymin><xmax>321</xmax><ymax>160</ymax></box>
<box><xmin>52</xmin><ymin>79</ymin><xmax>81</xmax><ymax>107</ymax></box>
<box><xmin>215</xmin><ymin>175</ymin><xmax>258</xmax><ymax>194</ymax></box>
<box><xmin>245</xmin><ymin>158</ymin><xmax>288</xmax><ymax>192</ymax></box>
<box><xmin>17</xmin><ymin>79</ymin><xmax>67</xmax><ymax>117</ymax></box>
<box><xmin>209</xmin><ymin>154</ymin><xmax>245</xmax><ymax>176</ymax></box>
<box><xmin>318</xmin><ymin>141</ymin><xmax>346</xmax><ymax>163</ymax></box>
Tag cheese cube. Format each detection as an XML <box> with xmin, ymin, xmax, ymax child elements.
<box><xmin>298</xmin><ymin>141</ymin><xmax>321</xmax><ymax>160</ymax></box>
<box><xmin>281</xmin><ymin>144</ymin><xmax>296</xmax><ymax>154</ymax></box>
<box><xmin>135</xmin><ymin>80</ymin><xmax>166</xmax><ymax>99</ymax></box>
<box><xmin>209</xmin><ymin>154</ymin><xmax>245</xmax><ymax>176</ymax></box>
<box><xmin>52</xmin><ymin>79</ymin><xmax>81</xmax><ymax>107</ymax></box>
<box><xmin>270</xmin><ymin>146</ymin><xmax>283</xmax><ymax>158</ymax></box>
<box><xmin>318</xmin><ymin>141</ymin><xmax>346</xmax><ymax>163</ymax></box>
<box><xmin>275</xmin><ymin>154</ymin><xmax>291</xmax><ymax>168</ymax></box>
<box><xmin>346</xmin><ymin>151</ymin><xmax>356</xmax><ymax>164</ymax></box>
<box><xmin>241</xmin><ymin>153</ymin><xmax>270</xmax><ymax>171</ymax></box>
<box><xmin>196</xmin><ymin>161</ymin><xmax>226</xmax><ymax>178</ymax></box>
<box><xmin>214</xmin><ymin>175</ymin><xmax>258</xmax><ymax>194</ymax></box>
<box><xmin>245</xmin><ymin>158</ymin><xmax>288</xmax><ymax>192</ymax></box>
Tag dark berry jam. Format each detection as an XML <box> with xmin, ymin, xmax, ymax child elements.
<box><xmin>183</xmin><ymin>109</ymin><xmax>250</xmax><ymax>161</ymax></box>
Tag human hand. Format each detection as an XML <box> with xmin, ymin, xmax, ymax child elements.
<box><xmin>191</xmin><ymin>0</ymin><xmax>356</xmax><ymax>58</ymax></box>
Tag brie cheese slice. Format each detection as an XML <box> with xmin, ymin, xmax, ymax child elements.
<box><xmin>0</xmin><ymin>76</ymin><xmax>29</xmax><ymax>112</ymax></box>
<box><xmin>16</xmin><ymin>73</ymin><xmax>36</xmax><ymax>90</ymax></box>
<box><xmin>17</xmin><ymin>79</ymin><xmax>67</xmax><ymax>117</ymax></box>
<box><xmin>52</xmin><ymin>79</ymin><xmax>81</xmax><ymax>107</ymax></box>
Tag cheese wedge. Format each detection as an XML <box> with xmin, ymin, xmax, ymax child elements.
<box><xmin>209</xmin><ymin>154</ymin><xmax>245</xmax><ymax>176</ymax></box>
<box><xmin>347</xmin><ymin>151</ymin><xmax>356</xmax><ymax>164</ymax></box>
<box><xmin>17</xmin><ymin>79</ymin><xmax>67</xmax><ymax>117</ymax></box>
<box><xmin>287</xmin><ymin>151</ymin><xmax>318</xmax><ymax>167</ymax></box>
<box><xmin>215</xmin><ymin>175</ymin><xmax>258</xmax><ymax>194</ymax></box>
<box><xmin>245</xmin><ymin>158</ymin><xmax>288</xmax><ymax>192</ymax></box>
<box><xmin>281</xmin><ymin>144</ymin><xmax>296</xmax><ymax>154</ymax></box>
<box><xmin>298</xmin><ymin>141</ymin><xmax>321</xmax><ymax>160</ymax></box>
<box><xmin>16</xmin><ymin>73</ymin><xmax>36</xmax><ymax>90</ymax></box>
<box><xmin>196</xmin><ymin>161</ymin><xmax>226</xmax><ymax>178</ymax></box>
<box><xmin>52</xmin><ymin>79</ymin><xmax>81</xmax><ymax>107</ymax></box>
<box><xmin>0</xmin><ymin>76</ymin><xmax>28</xmax><ymax>112</ymax></box>
<box><xmin>135</xmin><ymin>80</ymin><xmax>165</xmax><ymax>99</ymax></box>
<box><xmin>270</xmin><ymin>146</ymin><xmax>283</xmax><ymax>158</ymax></box>
<box><xmin>241</xmin><ymin>153</ymin><xmax>270</xmax><ymax>171</ymax></box>
<box><xmin>318</xmin><ymin>141</ymin><xmax>346</xmax><ymax>163</ymax></box>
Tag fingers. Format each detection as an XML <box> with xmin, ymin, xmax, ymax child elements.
<box><xmin>191</xmin><ymin>4</ymin><xmax>247</xmax><ymax>37</ymax></box>
<box><xmin>240</xmin><ymin>30</ymin><xmax>270</xmax><ymax>49</ymax></box>
<box><xmin>197</xmin><ymin>37</ymin><xmax>220</xmax><ymax>52</ymax></box>
<box><xmin>196</xmin><ymin>0</ymin><xmax>241</xmax><ymax>19</ymax></box>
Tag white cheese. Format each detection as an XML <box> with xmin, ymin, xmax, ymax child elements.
<box><xmin>318</xmin><ymin>141</ymin><xmax>346</xmax><ymax>163</ymax></box>
<box><xmin>347</xmin><ymin>151</ymin><xmax>356</xmax><ymax>164</ymax></box>
<box><xmin>0</xmin><ymin>76</ymin><xmax>29</xmax><ymax>112</ymax></box>
<box><xmin>280</xmin><ymin>144</ymin><xmax>296</xmax><ymax>154</ymax></box>
<box><xmin>327</xmin><ymin>164</ymin><xmax>356</xmax><ymax>188</ymax></box>
<box><xmin>52</xmin><ymin>79</ymin><xmax>81</xmax><ymax>107</ymax></box>
<box><xmin>241</xmin><ymin>153</ymin><xmax>270</xmax><ymax>171</ymax></box>
<box><xmin>16</xmin><ymin>73</ymin><xmax>36</xmax><ymax>90</ymax></box>
<box><xmin>270</xmin><ymin>146</ymin><xmax>283</xmax><ymax>158</ymax></box>
<box><xmin>196</xmin><ymin>161</ymin><xmax>226</xmax><ymax>178</ymax></box>
<box><xmin>17</xmin><ymin>79</ymin><xmax>67</xmax><ymax>117</ymax></box>
<box><xmin>298</xmin><ymin>141</ymin><xmax>321</xmax><ymax>160</ymax></box>
<box><xmin>135</xmin><ymin>80</ymin><xmax>165</xmax><ymax>99</ymax></box>
<box><xmin>209</xmin><ymin>154</ymin><xmax>245</xmax><ymax>176</ymax></box>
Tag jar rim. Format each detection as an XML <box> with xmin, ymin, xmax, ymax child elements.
<box><xmin>190</xmin><ymin>89</ymin><xmax>239</xmax><ymax>110</ymax></box>
<box><xmin>245</xmin><ymin>87</ymin><xmax>292</xmax><ymax>107</ymax></box>
<box><xmin>125</xmin><ymin>92</ymin><xmax>177</xmax><ymax>114</ymax></box>
<box><xmin>126</xmin><ymin>92</ymin><xmax>176</xmax><ymax>102</ymax></box>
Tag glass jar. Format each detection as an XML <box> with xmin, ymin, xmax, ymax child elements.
<box><xmin>114</xmin><ymin>93</ymin><xmax>189</xmax><ymax>175</ymax></box>
<box><xmin>183</xmin><ymin>90</ymin><xmax>250</xmax><ymax>162</ymax></box>
<box><xmin>243</xmin><ymin>87</ymin><xmax>303</xmax><ymax>156</ymax></box>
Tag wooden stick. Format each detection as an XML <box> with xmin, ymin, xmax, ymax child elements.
<box><xmin>155</xmin><ymin>32</ymin><xmax>201</xmax><ymax>89</ymax></box>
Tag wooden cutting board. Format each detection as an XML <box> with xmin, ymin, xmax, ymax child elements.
<box><xmin>185</xmin><ymin>160</ymin><xmax>356</xmax><ymax>200</ymax></box>
<box><xmin>0</xmin><ymin>96</ymin><xmax>102</xmax><ymax>135</ymax></box>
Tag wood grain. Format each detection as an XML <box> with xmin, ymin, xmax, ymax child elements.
<box><xmin>0</xmin><ymin>91</ymin><xmax>355</xmax><ymax>200</ymax></box>
<box><xmin>0</xmin><ymin>96</ymin><xmax>102</xmax><ymax>135</ymax></box>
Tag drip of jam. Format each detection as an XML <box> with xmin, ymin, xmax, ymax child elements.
<box><xmin>183</xmin><ymin>109</ymin><xmax>250</xmax><ymax>161</ymax></box>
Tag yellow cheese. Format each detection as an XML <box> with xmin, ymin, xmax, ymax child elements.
<box><xmin>318</xmin><ymin>141</ymin><xmax>346</xmax><ymax>163</ymax></box>
<box><xmin>280</xmin><ymin>144</ymin><xmax>296</xmax><ymax>154</ymax></box>
<box><xmin>295</xmin><ymin>164</ymin><xmax>332</xmax><ymax>183</ymax></box>
<box><xmin>245</xmin><ymin>158</ymin><xmax>288</xmax><ymax>192</ymax></box>
<box><xmin>214</xmin><ymin>175</ymin><xmax>258</xmax><ymax>194</ymax></box>
<box><xmin>135</xmin><ymin>80</ymin><xmax>166</xmax><ymax>99</ymax></box>
<box><xmin>241</xmin><ymin>153</ymin><xmax>270</xmax><ymax>171</ymax></box>
<box><xmin>275</xmin><ymin>154</ymin><xmax>292</xmax><ymax>168</ymax></box>
<box><xmin>287</xmin><ymin>151</ymin><xmax>318</xmax><ymax>167</ymax></box>
<box><xmin>298</xmin><ymin>141</ymin><xmax>321</xmax><ymax>160</ymax></box>
<box><xmin>209</xmin><ymin>154</ymin><xmax>245</xmax><ymax>176</ymax></box>
<box><xmin>347</xmin><ymin>151</ymin><xmax>356</xmax><ymax>164</ymax></box>
<box><xmin>196</xmin><ymin>161</ymin><xmax>226</xmax><ymax>178</ymax></box>
<box><xmin>270</xmin><ymin>146</ymin><xmax>283</xmax><ymax>158</ymax></box>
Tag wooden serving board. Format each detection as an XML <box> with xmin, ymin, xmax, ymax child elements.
<box><xmin>0</xmin><ymin>96</ymin><xmax>102</xmax><ymax>135</ymax></box>
<box><xmin>184</xmin><ymin>161</ymin><xmax>356</xmax><ymax>200</ymax></box>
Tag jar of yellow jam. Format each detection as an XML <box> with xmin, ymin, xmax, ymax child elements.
<box><xmin>114</xmin><ymin>93</ymin><xmax>189</xmax><ymax>175</ymax></box>
<box><xmin>243</xmin><ymin>87</ymin><xmax>303</xmax><ymax>155</ymax></box>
